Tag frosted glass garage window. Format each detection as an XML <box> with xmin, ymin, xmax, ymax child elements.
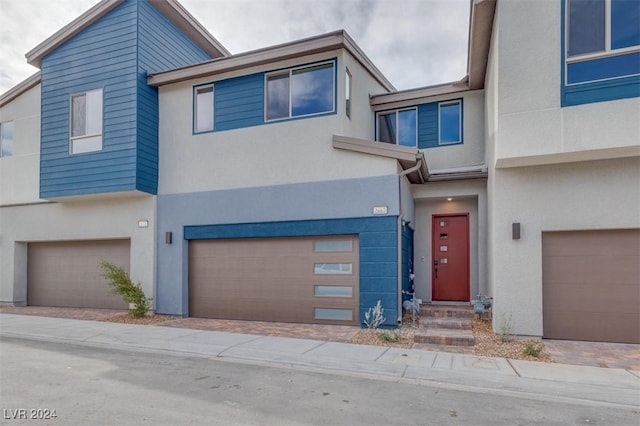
<box><xmin>70</xmin><ymin>89</ymin><xmax>103</xmax><ymax>154</ymax></box>
<box><xmin>314</xmin><ymin>263</ymin><xmax>353</xmax><ymax>274</ymax></box>
<box><xmin>313</xmin><ymin>240</ymin><xmax>353</xmax><ymax>252</ymax></box>
<box><xmin>314</xmin><ymin>286</ymin><xmax>353</xmax><ymax>298</ymax></box>
<box><xmin>314</xmin><ymin>308</ymin><xmax>353</xmax><ymax>321</ymax></box>
<box><xmin>194</xmin><ymin>85</ymin><xmax>214</xmax><ymax>132</ymax></box>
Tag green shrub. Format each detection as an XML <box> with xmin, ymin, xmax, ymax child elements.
<box><xmin>523</xmin><ymin>341</ymin><xmax>544</xmax><ymax>358</ymax></box>
<box><xmin>378</xmin><ymin>329</ymin><xmax>402</xmax><ymax>343</ymax></box>
<box><xmin>100</xmin><ymin>261</ymin><xmax>150</xmax><ymax>318</ymax></box>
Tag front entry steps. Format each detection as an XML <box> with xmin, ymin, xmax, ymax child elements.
<box><xmin>413</xmin><ymin>304</ymin><xmax>475</xmax><ymax>349</ymax></box>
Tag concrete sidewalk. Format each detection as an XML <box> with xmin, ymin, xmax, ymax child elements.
<box><xmin>1</xmin><ymin>313</ymin><xmax>638</xmax><ymax>408</ymax></box>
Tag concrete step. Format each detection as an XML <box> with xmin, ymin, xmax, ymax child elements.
<box><xmin>413</xmin><ymin>327</ymin><xmax>475</xmax><ymax>347</ymax></box>
<box><xmin>419</xmin><ymin>316</ymin><xmax>472</xmax><ymax>330</ymax></box>
<box><xmin>419</xmin><ymin>304</ymin><xmax>473</xmax><ymax>319</ymax></box>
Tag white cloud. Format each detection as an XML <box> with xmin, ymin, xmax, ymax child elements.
<box><xmin>0</xmin><ymin>0</ymin><xmax>469</xmax><ymax>94</ymax></box>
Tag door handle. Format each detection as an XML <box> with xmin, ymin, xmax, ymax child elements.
<box><xmin>434</xmin><ymin>267</ymin><xmax>438</xmax><ymax>279</ymax></box>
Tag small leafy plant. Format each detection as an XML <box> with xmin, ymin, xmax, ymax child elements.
<box><xmin>100</xmin><ymin>261</ymin><xmax>150</xmax><ymax>318</ymax></box>
<box><xmin>523</xmin><ymin>341</ymin><xmax>544</xmax><ymax>358</ymax></box>
<box><xmin>364</xmin><ymin>300</ymin><xmax>386</xmax><ymax>329</ymax></box>
<box><xmin>497</xmin><ymin>313</ymin><xmax>514</xmax><ymax>342</ymax></box>
<box><xmin>378</xmin><ymin>329</ymin><xmax>402</xmax><ymax>343</ymax></box>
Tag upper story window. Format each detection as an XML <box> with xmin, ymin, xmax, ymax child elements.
<box><xmin>0</xmin><ymin>121</ymin><xmax>14</xmax><ymax>158</ymax></box>
<box><xmin>265</xmin><ymin>61</ymin><xmax>335</xmax><ymax>121</ymax></box>
<box><xmin>568</xmin><ymin>0</ymin><xmax>640</xmax><ymax>57</ymax></box>
<box><xmin>194</xmin><ymin>84</ymin><xmax>214</xmax><ymax>133</ymax></box>
<box><xmin>70</xmin><ymin>89</ymin><xmax>103</xmax><ymax>154</ymax></box>
<box><xmin>345</xmin><ymin>68</ymin><xmax>352</xmax><ymax>119</ymax></box>
<box><xmin>439</xmin><ymin>101</ymin><xmax>462</xmax><ymax>145</ymax></box>
<box><xmin>563</xmin><ymin>0</ymin><xmax>640</xmax><ymax>106</ymax></box>
<box><xmin>376</xmin><ymin>108</ymin><xmax>417</xmax><ymax>147</ymax></box>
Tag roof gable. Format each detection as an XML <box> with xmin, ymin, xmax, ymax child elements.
<box><xmin>25</xmin><ymin>0</ymin><xmax>229</xmax><ymax>68</ymax></box>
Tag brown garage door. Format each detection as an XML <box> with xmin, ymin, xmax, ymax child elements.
<box><xmin>27</xmin><ymin>240</ymin><xmax>130</xmax><ymax>309</ymax></box>
<box><xmin>189</xmin><ymin>236</ymin><xmax>359</xmax><ymax>325</ymax></box>
<box><xmin>542</xmin><ymin>230</ymin><xmax>640</xmax><ymax>343</ymax></box>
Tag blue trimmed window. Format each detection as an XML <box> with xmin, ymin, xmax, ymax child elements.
<box><xmin>194</xmin><ymin>84</ymin><xmax>214</xmax><ymax>133</ymax></box>
<box><xmin>439</xmin><ymin>101</ymin><xmax>462</xmax><ymax>145</ymax></box>
<box><xmin>376</xmin><ymin>108</ymin><xmax>417</xmax><ymax>147</ymax></box>
<box><xmin>265</xmin><ymin>62</ymin><xmax>335</xmax><ymax>121</ymax></box>
<box><xmin>562</xmin><ymin>0</ymin><xmax>640</xmax><ymax>106</ymax></box>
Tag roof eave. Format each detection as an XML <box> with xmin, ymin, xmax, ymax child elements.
<box><xmin>25</xmin><ymin>0</ymin><xmax>229</xmax><ymax>69</ymax></box>
<box><xmin>0</xmin><ymin>72</ymin><xmax>41</xmax><ymax>107</ymax></box>
<box><xmin>369</xmin><ymin>77</ymin><xmax>471</xmax><ymax>106</ymax></box>
<box><xmin>147</xmin><ymin>30</ymin><xmax>395</xmax><ymax>91</ymax></box>
<box><xmin>149</xmin><ymin>0</ymin><xmax>230</xmax><ymax>58</ymax></box>
<box><xmin>25</xmin><ymin>0</ymin><xmax>125</xmax><ymax>68</ymax></box>
<box><xmin>467</xmin><ymin>0</ymin><xmax>497</xmax><ymax>90</ymax></box>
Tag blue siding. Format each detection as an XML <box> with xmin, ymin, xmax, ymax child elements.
<box><xmin>417</xmin><ymin>102</ymin><xmax>438</xmax><ymax>149</ymax></box>
<box><xmin>136</xmin><ymin>0</ymin><xmax>211</xmax><ymax>194</ymax></box>
<box><xmin>40</xmin><ymin>0</ymin><xmax>139</xmax><ymax>198</ymax></box>
<box><xmin>214</xmin><ymin>74</ymin><xmax>265</xmax><ymax>131</ymax></box>
<box><xmin>184</xmin><ymin>216</ymin><xmax>399</xmax><ymax>327</ymax></box>
<box><xmin>40</xmin><ymin>0</ymin><xmax>213</xmax><ymax>198</ymax></box>
<box><xmin>401</xmin><ymin>224</ymin><xmax>414</xmax><ymax>303</ymax></box>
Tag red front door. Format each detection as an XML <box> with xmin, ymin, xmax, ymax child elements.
<box><xmin>432</xmin><ymin>214</ymin><xmax>469</xmax><ymax>301</ymax></box>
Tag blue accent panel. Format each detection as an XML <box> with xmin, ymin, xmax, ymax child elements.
<box><xmin>567</xmin><ymin>52</ymin><xmax>640</xmax><ymax>84</ymax></box>
<box><xmin>611</xmin><ymin>0</ymin><xmax>640</xmax><ymax>50</ymax></box>
<box><xmin>417</xmin><ymin>102</ymin><xmax>438</xmax><ymax>149</ymax></box>
<box><xmin>182</xmin><ymin>216</ymin><xmax>399</xmax><ymax>327</ymax></box>
<box><xmin>214</xmin><ymin>73</ymin><xmax>265</xmax><ymax>131</ymax></box>
<box><xmin>136</xmin><ymin>0</ymin><xmax>212</xmax><ymax>194</ymax></box>
<box><xmin>39</xmin><ymin>0</ymin><xmax>213</xmax><ymax>198</ymax></box>
<box><xmin>561</xmin><ymin>0</ymin><xmax>640</xmax><ymax>107</ymax></box>
<box><xmin>39</xmin><ymin>0</ymin><xmax>139</xmax><ymax>198</ymax></box>
<box><xmin>155</xmin><ymin>176</ymin><xmax>401</xmax><ymax>318</ymax></box>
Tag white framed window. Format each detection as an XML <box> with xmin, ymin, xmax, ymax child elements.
<box><xmin>194</xmin><ymin>84</ymin><xmax>214</xmax><ymax>133</ymax></box>
<box><xmin>0</xmin><ymin>121</ymin><xmax>14</xmax><ymax>158</ymax></box>
<box><xmin>345</xmin><ymin>68</ymin><xmax>352</xmax><ymax>119</ymax></box>
<box><xmin>314</xmin><ymin>286</ymin><xmax>353</xmax><ymax>298</ymax></box>
<box><xmin>567</xmin><ymin>0</ymin><xmax>640</xmax><ymax>59</ymax></box>
<box><xmin>314</xmin><ymin>308</ymin><xmax>353</xmax><ymax>321</ymax></box>
<box><xmin>314</xmin><ymin>263</ymin><xmax>353</xmax><ymax>275</ymax></box>
<box><xmin>265</xmin><ymin>61</ymin><xmax>335</xmax><ymax>121</ymax></box>
<box><xmin>313</xmin><ymin>239</ymin><xmax>353</xmax><ymax>252</ymax></box>
<box><xmin>439</xmin><ymin>100</ymin><xmax>462</xmax><ymax>145</ymax></box>
<box><xmin>70</xmin><ymin>89</ymin><xmax>103</xmax><ymax>154</ymax></box>
<box><xmin>376</xmin><ymin>108</ymin><xmax>417</xmax><ymax>147</ymax></box>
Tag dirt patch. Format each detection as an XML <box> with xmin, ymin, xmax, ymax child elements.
<box><xmin>100</xmin><ymin>313</ymin><xmax>175</xmax><ymax>325</ymax></box>
<box><xmin>351</xmin><ymin>315</ymin><xmax>553</xmax><ymax>362</ymax></box>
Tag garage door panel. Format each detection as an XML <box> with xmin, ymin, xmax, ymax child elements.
<box><xmin>189</xmin><ymin>236</ymin><xmax>359</xmax><ymax>325</ymax></box>
<box><xmin>28</xmin><ymin>240</ymin><xmax>130</xmax><ymax>310</ymax></box>
<box><xmin>542</xmin><ymin>230</ymin><xmax>640</xmax><ymax>343</ymax></box>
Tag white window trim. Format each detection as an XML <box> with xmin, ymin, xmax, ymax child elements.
<box><xmin>69</xmin><ymin>88</ymin><xmax>103</xmax><ymax>155</ymax></box>
<box><xmin>193</xmin><ymin>84</ymin><xmax>215</xmax><ymax>133</ymax></box>
<box><xmin>566</xmin><ymin>0</ymin><xmax>640</xmax><ymax>63</ymax></box>
<box><xmin>375</xmin><ymin>107</ymin><xmax>418</xmax><ymax>147</ymax></box>
<box><xmin>264</xmin><ymin>61</ymin><xmax>336</xmax><ymax>122</ymax></box>
<box><xmin>438</xmin><ymin>100</ymin><xmax>462</xmax><ymax>145</ymax></box>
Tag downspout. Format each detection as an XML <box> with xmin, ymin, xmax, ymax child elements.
<box><xmin>396</xmin><ymin>156</ymin><xmax>423</xmax><ymax>325</ymax></box>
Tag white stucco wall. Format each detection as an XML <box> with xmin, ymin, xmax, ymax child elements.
<box><xmin>0</xmin><ymin>84</ymin><xmax>42</xmax><ymax>206</ymax></box>
<box><xmin>0</xmin><ymin>196</ymin><xmax>156</xmax><ymax>306</ymax></box>
<box><xmin>158</xmin><ymin>50</ymin><xmax>398</xmax><ymax>195</ymax></box>
<box><xmin>490</xmin><ymin>158</ymin><xmax>640</xmax><ymax>337</ymax></box>
<box><xmin>495</xmin><ymin>0</ymin><xmax>640</xmax><ymax>162</ymax></box>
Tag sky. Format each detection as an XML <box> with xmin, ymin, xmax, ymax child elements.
<box><xmin>0</xmin><ymin>0</ymin><xmax>471</xmax><ymax>95</ymax></box>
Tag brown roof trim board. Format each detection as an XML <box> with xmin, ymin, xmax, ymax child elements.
<box><xmin>0</xmin><ymin>72</ymin><xmax>41</xmax><ymax>108</ymax></box>
<box><xmin>332</xmin><ymin>135</ymin><xmax>429</xmax><ymax>184</ymax></box>
<box><xmin>25</xmin><ymin>0</ymin><xmax>228</xmax><ymax>69</ymax></box>
<box><xmin>147</xmin><ymin>30</ymin><xmax>396</xmax><ymax>91</ymax></box>
<box><xmin>332</xmin><ymin>135</ymin><xmax>488</xmax><ymax>183</ymax></box>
